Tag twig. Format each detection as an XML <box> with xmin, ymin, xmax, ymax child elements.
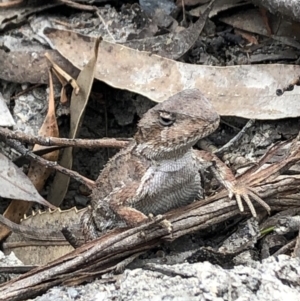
<box><xmin>0</xmin><ymin>127</ymin><xmax>130</xmax><ymax>149</ymax></box>
<box><xmin>272</xmin><ymin>238</ymin><xmax>296</xmax><ymax>256</ymax></box>
<box><xmin>10</xmin><ymin>84</ymin><xmax>43</xmax><ymax>100</ymax></box>
<box><xmin>0</xmin><ymin>266</ymin><xmax>36</xmax><ymax>274</ymax></box>
<box><xmin>96</xmin><ymin>9</ymin><xmax>116</xmax><ymax>42</ymax></box>
<box><xmin>58</xmin><ymin>0</ymin><xmax>96</xmax><ymax>11</ymax></box>
<box><xmin>215</xmin><ymin>119</ymin><xmax>255</xmax><ymax>156</ymax></box>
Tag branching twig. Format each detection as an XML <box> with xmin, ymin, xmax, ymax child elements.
<box><xmin>5</xmin><ymin>139</ymin><xmax>96</xmax><ymax>190</ymax></box>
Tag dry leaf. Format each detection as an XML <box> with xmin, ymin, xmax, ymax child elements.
<box><xmin>122</xmin><ymin>4</ymin><xmax>211</xmax><ymax>60</ymax></box>
<box><xmin>3</xmin><ymin>208</ymin><xmax>86</xmax><ymax>265</ymax></box>
<box><xmin>47</xmin><ymin>38</ymin><xmax>101</xmax><ymax>206</ymax></box>
<box><xmin>0</xmin><ymin>93</ymin><xmax>15</xmax><ymax>127</ymax></box>
<box><xmin>44</xmin><ymin>28</ymin><xmax>300</xmax><ymax>120</ymax></box>
<box><xmin>253</xmin><ymin>0</ymin><xmax>300</xmax><ymax>22</ymax></box>
<box><xmin>219</xmin><ymin>9</ymin><xmax>300</xmax><ymax>47</ymax></box>
<box><xmin>0</xmin><ymin>153</ymin><xmax>55</xmax><ymax>209</ymax></box>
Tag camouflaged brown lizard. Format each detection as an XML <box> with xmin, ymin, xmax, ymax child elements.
<box><xmin>81</xmin><ymin>89</ymin><xmax>270</xmax><ymax>241</ymax></box>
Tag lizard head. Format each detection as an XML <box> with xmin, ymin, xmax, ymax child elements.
<box><xmin>135</xmin><ymin>89</ymin><xmax>220</xmax><ymax>159</ymax></box>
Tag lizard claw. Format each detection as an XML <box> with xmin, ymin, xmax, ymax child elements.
<box><xmin>148</xmin><ymin>214</ymin><xmax>173</xmax><ymax>232</ymax></box>
<box><xmin>228</xmin><ymin>183</ymin><xmax>271</xmax><ymax>217</ymax></box>
<box><xmin>159</xmin><ymin>218</ymin><xmax>173</xmax><ymax>233</ymax></box>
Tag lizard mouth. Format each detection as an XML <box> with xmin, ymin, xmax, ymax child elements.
<box><xmin>136</xmin><ymin>133</ymin><xmax>204</xmax><ymax>160</ymax></box>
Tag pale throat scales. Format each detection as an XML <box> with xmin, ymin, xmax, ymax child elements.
<box><xmin>134</xmin><ymin>148</ymin><xmax>203</xmax><ymax>215</ymax></box>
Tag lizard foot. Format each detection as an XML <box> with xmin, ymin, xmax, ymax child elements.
<box><xmin>159</xmin><ymin>218</ymin><xmax>173</xmax><ymax>233</ymax></box>
<box><xmin>148</xmin><ymin>214</ymin><xmax>173</xmax><ymax>232</ymax></box>
<box><xmin>228</xmin><ymin>183</ymin><xmax>271</xmax><ymax>218</ymax></box>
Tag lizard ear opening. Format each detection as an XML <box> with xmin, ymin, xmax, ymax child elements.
<box><xmin>158</xmin><ymin>111</ymin><xmax>176</xmax><ymax>127</ymax></box>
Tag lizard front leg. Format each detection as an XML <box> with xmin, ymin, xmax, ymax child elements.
<box><xmin>193</xmin><ymin>149</ymin><xmax>271</xmax><ymax>217</ymax></box>
<box><xmin>108</xmin><ymin>181</ymin><xmax>149</xmax><ymax>226</ymax></box>
<box><xmin>81</xmin><ymin>182</ymin><xmax>149</xmax><ymax>242</ymax></box>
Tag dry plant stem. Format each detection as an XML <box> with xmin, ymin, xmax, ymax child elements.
<box><xmin>3</xmin><ymin>240</ymin><xmax>75</xmax><ymax>248</ymax></box>
<box><xmin>45</xmin><ymin>53</ymin><xmax>80</xmax><ymax>94</ymax></box>
<box><xmin>96</xmin><ymin>9</ymin><xmax>116</xmax><ymax>42</ymax></box>
<box><xmin>272</xmin><ymin>238</ymin><xmax>297</xmax><ymax>257</ymax></box>
<box><xmin>0</xmin><ymin>127</ymin><xmax>129</xmax><ymax>149</ymax></box>
<box><xmin>215</xmin><ymin>119</ymin><xmax>255</xmax><ymax>156</ymax></box>
<box><xmin>5</xmin><ymin>139</ymin><xmax>96</xmax><ymax>190</ymax></box>
<box><xmin>58</xmin><ymin>0</ymin><xmax>97</xmax><ymax>11</ymax></box>
<box><xmin>10</xmin><ymin>84</ymin><xmax>43</xmax><ymax>100</ymax></box>
<box><xmin>0</xmin><ymin>266</ymin><xmax>37</xmax><ymax>274</ymax></box>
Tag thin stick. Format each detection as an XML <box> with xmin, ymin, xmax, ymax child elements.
<box><xmin>10</xmin><ymin>84</ymin><xmax>43</xmax><ymax>100</ymax></box>
<box><xmin>215</xmin><ymin>119</ymin><xmax>255</xmax><ymax>156</ymax></box>
<box><xmin>96</xmin><ymin>9</ymin><xmax>116</xmax><ymax>42</ymax></box>
<box><xmin>0</xmin><ymin>127</ymin><xmax>130</xmax><ymax>149</ymax></box>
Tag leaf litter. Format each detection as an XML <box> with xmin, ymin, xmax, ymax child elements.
<box><xmin>0</xmin><ymin>70</ymin><xmax>59</xmax><ymax>240</ymax></box>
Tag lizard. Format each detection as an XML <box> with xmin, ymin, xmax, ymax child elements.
<box><xmin>0</xmin><ymin>89</ymin><xmax>270</xmax><ymax>244</ymax></box>
<box><xmin>80</xmin><ymin>88</ymin><xmax>270</xmax><ymax>242</ymax></box>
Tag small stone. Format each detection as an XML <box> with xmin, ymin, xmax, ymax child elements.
<box><xmin>67</xmin><ymin>287</ymin><xmax>78</xmax><ymax>299</ymax></box>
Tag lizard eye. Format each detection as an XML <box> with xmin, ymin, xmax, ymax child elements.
<box><xmin>159</xmin><ymin>112</ymin><xmax>176</xmax><ymax>126</ymax></box>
